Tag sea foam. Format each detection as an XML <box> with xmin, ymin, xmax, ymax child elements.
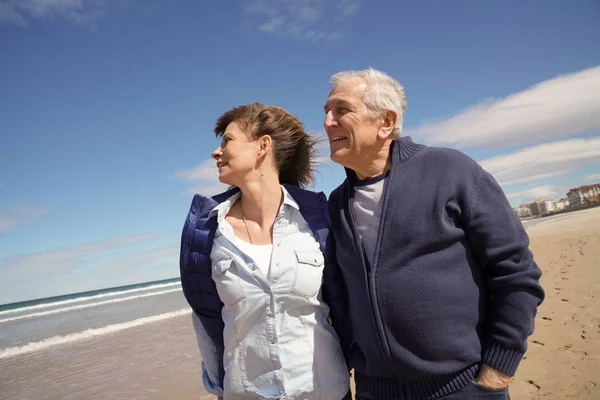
<box><xmin>0</xmin><ymin>308</ymin><xmax>191</xmax><ymax>359</ymax></box>
<box><xmin>0</xmin><ymin>288</ymin><xmax>181</xmax><ymax>324</ymax></box>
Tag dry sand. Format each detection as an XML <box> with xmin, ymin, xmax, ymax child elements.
<box><xmin>509</xmin><ymin>207</ymin><xmax>600</xmax><ymax>399</ymax></box>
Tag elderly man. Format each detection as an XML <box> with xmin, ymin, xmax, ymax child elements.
<box><xmin>322</xmin><ymin>68</ymin><xmax>544</xmax><ymax>400</ymax></box>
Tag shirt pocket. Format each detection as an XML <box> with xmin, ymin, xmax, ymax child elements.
<box><xmin>292</xmin><ymin>249</ymin><xmax>325</xmax><ymax>298</ymax></box>
<box><xmin>212</xmin><ymin>258</ymin><xmax>246</xmax><ymax>306</ymax></box>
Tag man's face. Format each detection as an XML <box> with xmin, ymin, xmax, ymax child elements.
<box><xmin>323</xmin><ymin>77</ymin><xmax>379</xmax><ymax>169</ymax></box>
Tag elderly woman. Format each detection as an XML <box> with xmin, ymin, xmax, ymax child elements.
<box><xmin>180</xmin><ymin>103</ymin><xmax>350</xmax><ymax>400</ymax></box>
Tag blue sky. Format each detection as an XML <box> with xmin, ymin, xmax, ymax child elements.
<box><xmin>1</xmin><ymin>0</ymin><xmax>599</xmax><ymax>304</ymax></box>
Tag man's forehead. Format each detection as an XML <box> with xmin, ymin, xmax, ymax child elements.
<box><xmin>328</xmin><ymin>78</ymin><xmax>367</xmax><ymax>101</ymax></box>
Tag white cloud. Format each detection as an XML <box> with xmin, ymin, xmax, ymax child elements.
<box><xmin>479</xmin><ymin>137</ymin><xmax>600</xmax><ymax>187</ymax></box>
<box><xmin>259</xmin><ymin>16</ymin><xmax>285</xmax><ymax>33</ymax></box>
<box><xmin>174</xmin><ymin>158</ymin><xmax>228</xmax><ymax>196</ymax></box>
<box><xmin>0</xmin><ymin>203</ymin><xmax>47</xmax><ymax>231</ymax></box>
<box><xmin>0</xmin><ymin>233</ymin><xmax>154</xmax><ymax>278</ymax></box>
<box><xmin>585</xmin><ymin>173</ymin><xmax>600</xmax><ymax>181</ymax></box>
<box><xmin>406</xmin><ymin>66</ymin><xmax>600</xmax><ymax>148</ymax></box>
<box><xmin>0</xmin><ymin>234</ymin><xmax>180</xmax><ymax>304</ymax></box>
<box><xmin>336</xmin><ymin>0</ymin><xmax>361</xmax><ymax>21</ymax></box>
<box><xmin>0</xmin><ymin>2</ymin><xmax>28</xmax><ymax>26</ymax></box>
<box><xmin>0</xmin><ymin>0</ymin><xmax>110</xmax><ymax>27</ymax></box>
<box><xmin>506</xmin><ymin>185</ymin><xmax>557</xmax><ymax>202</ymax></box>
<box><xmin>243</xmin><ymin>0</ymin><xmax>362</xmax><ymax>42</ymax></box>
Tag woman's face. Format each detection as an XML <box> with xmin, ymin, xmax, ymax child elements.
<box><xmin>211</xmin><ymin>121</ymin><xmax>260</xmax><ymax>186</ymax></box>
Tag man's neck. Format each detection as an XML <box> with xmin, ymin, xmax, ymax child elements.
<box><xmin>354</xmin><ymin>142</ymin><xmax>393</xmax><ymax>180</ymax></box>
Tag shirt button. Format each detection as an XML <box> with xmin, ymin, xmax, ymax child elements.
<box><xmin>251</xmin><ymin>266</ymin><xmax>256</xmax><ymax>271</ymax></box>
<box><xmin>274</xmin><ymin>365</ymin><xmax>281</xmax><ymax>370</ymax></box>
<box><xmin>267</xmin><ymin>313</ymin><xmax>273</xmax><ymax>318</ymax></box>
<box><xmin>276</xmin><ymin>243</ymin><xmax>281</xmax><ymax>247</ymax></box>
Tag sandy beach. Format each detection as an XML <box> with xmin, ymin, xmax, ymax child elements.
<box><xmin>172</xmin><ymin>207</ymin><xmax>600</xmax><ymax>399</ymax></box>
<box><xmin>509</xmin><ymin>207</ymin><xmax>600</xmax><ymax>399</ymax></box>
<box><xmin>2</xmin><ymin>208</ymin><xmax>598</xmax><ymax>400</ymax></box>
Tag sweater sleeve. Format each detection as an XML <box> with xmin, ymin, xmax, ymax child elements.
<box><xmin>463</xmin><ymin>168</ymin><xmax>545</xmax><ymax>376</ymax></box>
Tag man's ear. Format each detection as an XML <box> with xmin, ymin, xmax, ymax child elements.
<box><xmin>377</xmin><ymin>110</ymin><xmax>397</xmax><ymax>140</ymax></box>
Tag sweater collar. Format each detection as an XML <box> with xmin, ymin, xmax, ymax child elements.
<box><xmin>344</xmin><ymin>136</ymin><xmax>424</xmax><ymax>183</ymax></box>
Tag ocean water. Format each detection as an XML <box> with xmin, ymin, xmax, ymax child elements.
<box><xmin>0</xmin><ymin>279</ymin><xmax>213</xmax><ymax>400</ymax></box>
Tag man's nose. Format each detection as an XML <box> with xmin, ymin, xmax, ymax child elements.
<box><xmin>324</xmin><ymin>110</ymin><xmax>338</xmax><ymax>129</ymax></box>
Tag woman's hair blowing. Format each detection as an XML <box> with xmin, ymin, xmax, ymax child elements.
<box><xmin>214</xmin><ymin>102</ymin><xmax>318</xmax><ymax>188</ymax></box>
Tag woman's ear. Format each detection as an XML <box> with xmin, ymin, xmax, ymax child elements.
<box><xmin>257</xmin><ymin>134</ymin><xmax>272</xmax><ymax>158</ymax></box>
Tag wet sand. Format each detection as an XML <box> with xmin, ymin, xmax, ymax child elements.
<box><xmin>0</xmin><ymin>313</ymin><xmax>213</xmax><ymax>400</ymax></box>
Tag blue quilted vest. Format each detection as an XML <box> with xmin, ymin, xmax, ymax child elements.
<box><xmin>179</xmin><ymin>184</ymin><xmax>351</xmax><ymax>386</ymax></box>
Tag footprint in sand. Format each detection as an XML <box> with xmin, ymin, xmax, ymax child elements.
<box><xmin>526</xmin><ymin>380</ymin><xmax>541</xmax><ymax>390</ymax></box>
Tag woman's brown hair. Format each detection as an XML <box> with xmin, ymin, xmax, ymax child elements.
<box><xmin>214</xmin><ymin>102</ymin><xmax>318</xmax><ymax>188</ymax></box>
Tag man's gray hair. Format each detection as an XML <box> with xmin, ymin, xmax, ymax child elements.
<box><xmin>330</xmin><ymin>68</ymin><xmax>407</xmax><ymax>137</ymax></box>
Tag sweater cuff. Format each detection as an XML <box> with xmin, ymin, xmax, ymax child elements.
<box><xmin>482</xmin><ymin>342</ymin><xmax>524</xmax><ymax>377</ymax></box>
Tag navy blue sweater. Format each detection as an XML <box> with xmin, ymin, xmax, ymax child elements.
<box><xmin>326</xmin><ymin>137</ymin><xmax>544</xmax><ymax>399</ymax></box>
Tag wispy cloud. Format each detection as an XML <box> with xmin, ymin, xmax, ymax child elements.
<box><xmin>585</xmin><ymin>173</ymin><xmax>600</xmax><ymax>182</ymax></box>
<box><xmin>0</xmin><ymin>0</ymin><xmax>110</xmax><ymax>27</ymax></box>
<box><xmin>174</xmin><ymin>158</ymin><xmax>228</xmax><ymax>196</ymax></box>
<box><xmin>479</xmin><ymin>137</ymin><xmax>600</xmax><ymax>187</ymax></box>
<box><xmin>0</xmin><ymin>203</ymin><xmax>47</xmax><ymax>231</ymax></box>
<box><xmin>506</xmin><ymin>185</ymin><xmax>557</xmax><ymax>202</ymax></box>
<box><xmin>0</xmin><ymin>233</ymin><xmax>180</xmax><ymax>304</ymax></box>
<box><xmin>0</xmin><ymin>233</ymin><xmax>154</xmax><ymax>278</ymax></box>
<box><xmin>243</xmin><ymin>0</ymin><xmax>363</xmax><ymax>42</ymax></box>
<box><xmin>406</xmin><ymin>66</ymin><xmax>600</xmax><ymax>148</ymax></box>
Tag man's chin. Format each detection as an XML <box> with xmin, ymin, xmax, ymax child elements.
<box><xmin>330</xmin><ymin>151</ymin><xmax>350</xmax><ymax>167</ymax></box>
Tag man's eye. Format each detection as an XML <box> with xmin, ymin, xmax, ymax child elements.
<box><xmin>338</xmin><ymin>107</ymin><xmax>349</xmax><ymax>114</ymax></box>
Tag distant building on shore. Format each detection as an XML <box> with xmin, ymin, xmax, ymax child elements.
<box><xmin>555</xmin><ymin>198</ymin><xmax>570</xmax><ymax>211</ymax></box>
<box><xmin>567</xmin><ymin>184</ymin><xmax>600</xmax><ymax>207</ymax></box>
<box><xmin>530</xmin><ymin>199</ymin><xmax>554</xmax><ymax>216</ymax></box>
<box><xmin>514</xmin><ymin>203</ymin><xmax>532</xmax><ymax>218</ymax></box>
<box><xmin>515</xmin><ymin>183</ymin><xmax>599</xmax><ymax>219</ymax></box>
<box><xmin>527</xmin><ymin>198</ymin><xmax>570</xmax><ymax>216</ymax></box>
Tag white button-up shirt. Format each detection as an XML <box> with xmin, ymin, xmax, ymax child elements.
<box><xmin>192</xmin><ymin>186</ymin><xmax>349</xmax><ymax>400</ymax></box>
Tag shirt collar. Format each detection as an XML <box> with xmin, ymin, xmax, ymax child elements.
<box><xmin>208</xmin><ymin>185</ymin><xmax>299</xmax><ymax>221</ymax></box>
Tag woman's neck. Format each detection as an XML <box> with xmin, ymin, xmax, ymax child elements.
<box><xmin>238</xmin><ymin>172</ymin><xmax>283</xmax><ymax>227</ymax></box>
